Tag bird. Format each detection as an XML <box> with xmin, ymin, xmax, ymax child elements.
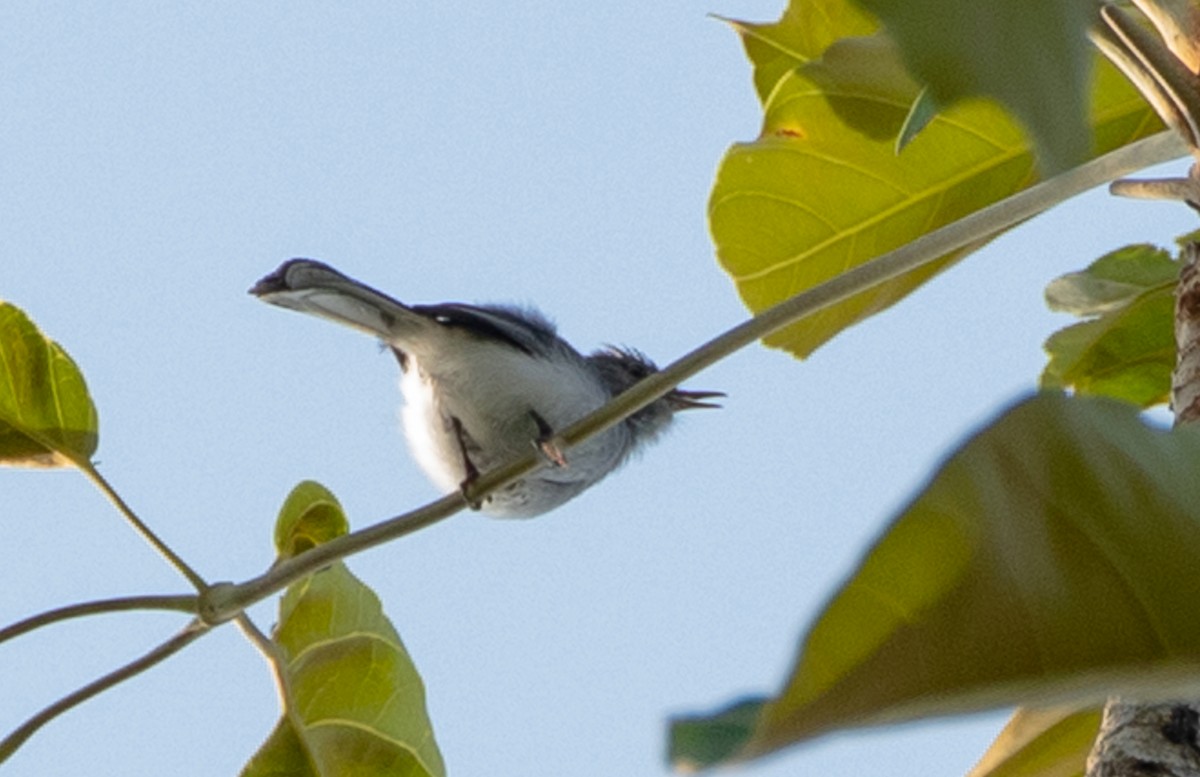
<box><xmin>250</xmin><ymin>259</ymin><xmax>722</xmax><ymax>517</ymax></box>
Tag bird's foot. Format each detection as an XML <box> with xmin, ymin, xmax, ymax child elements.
<box><xmin>452</xmin><ymin>416</ymin><xmax>484</xmax><ymax>510</ymax></box>
<box><xmin>529</xmin><ymin>410</ymin><xmax>568</xmax><ymax>468</ymax></box>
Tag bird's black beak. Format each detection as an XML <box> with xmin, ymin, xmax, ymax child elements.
<box><xmin>667</xmin><ymin>388</ymin><xmax>726</xmax><ymax>410</ymax></box>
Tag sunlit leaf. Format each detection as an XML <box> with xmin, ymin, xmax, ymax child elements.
<box><xmin>670</xmin><ymin>394</ymin><xmax>1200</xmax><ymax>766</ymax></box>
<box><xmin>242</xmin><ymin>482</ymin><xmax>445</xmax><ymax>777</ymax></box>
<box><xmin>1041</xmin><ymin>243</ymin><xmax>1178</xmax><ymax>407</ymax></box>
<box><xmin>273</xmin><ymin>479</ymin><xmax>352</xmax><ymax>560</ymax></box>
<box><xmin>720</xmin><ymin>0</ymin><xmax>877</xmax><ymax>105</ymax></box>
<box><xmin>966</xmin><ymin>706</ymin><xmax>1101</xmax><ymax>777</ymax></box>
<box><xmin>714</xmin><ymin>5</ymin><xmax>1161</xmax><ymax>358</ymax></box>
<box><xmin>0</xmin><ymin>301</ymin><xmax>98</xmax><ymax>467</ymax></box>
<box><xmin>854</xmin><ymin>0</ymin><xmax>1093</xmax><ymax>172</ymax></box>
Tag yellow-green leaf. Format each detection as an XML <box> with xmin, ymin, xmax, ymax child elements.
<box><xmin>721</xmin><ymin>0</ymin><xmax>877</xmax><ymax>105</ymax></box>
<box><xmin>273</xmin><ymin>480</ymin><xmax>352</xmax><ymax>560</ymax></box>
<box><xmin>966</xmin><ymin>707</ymin><xmax>1101</xmax><ymax>777</ymax></box>
<box><xmin>670</xmin><ymin>394</ymin><xmax>1200</xmax><ymax>766</ymax></box>
<box><xmin>243</xmin><ymin>482</ymin><xmax>445</xmax><ymax>777</ymax></box>
<box><xmin>0</xmin><ymin>301</ymin><xmax>98</xmax><ymax>467</ymax></box>
<box><xmin>1041</xmin><ymin>243</ymin><xmax>1178</xmax><ymax>408</ymax></box>
<box><xmin>714</xmin><ymin>3</ymin><xmax>1161</xmax><ymax>358</ymax></box>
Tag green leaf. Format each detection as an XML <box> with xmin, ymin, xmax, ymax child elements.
<box><xmin>274</xmin><ymin>479</ymin><xmax>352</xmax><ymax>560</ymax></box>
<box><xmin>243</xmin><ymin>482</ymin><xmax>445</xmax><ymax>777</ymax></box>
<box><xmin>0</xmin><ymin>301</ymin><xmax>98</xmax><ymax>467</ymax></box>
<box><xmin>896</xmin><ymin>87</ymin><xmax>937</xmax><ymax>152</ymax></box>
<box><xmin>719</xmin><ymin>0</ymin><xmax>877</xmax><ymax>105</ymax></box>
<box><xmin>1045</xmin><ymin>244</ymin><xmax>1179</xmax><ymax>316</ymax></box>
<box><xmin>668</xmin><ymin>698</ymin><xmax>766</xmax><ymax>772</ymax></box>
<box><xmin>671</xmin><ymin>393</ymin><xmax>1200</xmax><ymax>765</ymax></box>
<box><xmin>241</xmin><ymin>718</ymin><xmax>317</xmax><ymax>777</ymax></box>
<box><xmin>966</xmin><ymin>707</ymin><xmax>1101</xmax><ymax>777</ymax></box>
<box><xmin>714</xmin><ymin>6</ymin><xmax>1161</xmax><ymax>358</ymax></box>
<box><xmin>1041</xmin><ymin>244</ymin><xmax>1178</xmax><ymax>408</ymax></box>
<box><xmin>853</xmin><ymin>0</ymin><xmax>1094</xmax><ymax>172</ymax></box>
<box><xmin>801</xmin><ymin>34</ymin><xmax>924</xmax><ymax>140</ymax></box>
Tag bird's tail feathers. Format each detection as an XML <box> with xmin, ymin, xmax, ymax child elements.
<box><xmin>251</xmin><ymin>259</ymin><xmax>432</xmax><ymax>341</ymax></box>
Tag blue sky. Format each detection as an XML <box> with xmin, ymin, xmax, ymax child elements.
<box><xmin>2</xmin><ymin>2</ymin><xmax>1196</xmax><ymax>776</ymax></box>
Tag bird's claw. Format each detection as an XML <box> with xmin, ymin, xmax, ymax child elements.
<box><xmin>529</xmin><ymin>410</ymin><xmax>568</xmax><ymax>468</ymax></box>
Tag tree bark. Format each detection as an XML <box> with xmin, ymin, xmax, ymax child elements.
<box><xmin>1085</xmin><ymin>245</ymin><xmax>1200</xmax><ymax>777</ymax></box>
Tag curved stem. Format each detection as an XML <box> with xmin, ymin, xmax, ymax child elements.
<box><xmin>80</xmin><ymin>463</ymin><xmax>209</xmax><ymax>591</ymax></box>
<box><xmin>551</xmin><ymin>132</ymin><xmax>1186</xmax><ymax>451</ymax></box>
<box><xmin>201</xmin><ymin>131</ymin><xmax>1186</xmax><ymax>624</ymax></box>
<box><xmin>233</xmin><ymin>614</ymin><xmax>291</xmax><ymax>710</ymax></box>
<box><xmin>0</xmin><ymin>595</ymin><xmax>197</xmax><ymax>645</ymax></box>
<box><xmin>0</xmin><ymin>620</ymin><xmax>209</xmax><ymax>764</ymax></box>
<box><xmin>234</xmin><ymin>613</ymin><xmax>276</xmax><ymax>660</ymax></box>
<box><xmin>201</xmin><ymin>492</ymin><xmax>463</xmax><ymax>622</ymax></box>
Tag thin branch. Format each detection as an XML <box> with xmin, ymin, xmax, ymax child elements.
<box><xmin>79</xmin><ymin>462</ymin><xmax>209</xmax><ymax>592</ymax></box>
<box><xmin>233</xmin><ymin>613</ymin><xmax>276</xmax><ymax>658</ymax></box>
<box><xmin>1110</xmin><ymin>173</ymin><xmax>1200</xmax><ymax>203</ymax></box>
<box><xmin>199</xmin><ymin>130</ymin><xmax>1186</xmax><ymax>626</ymax></box>
<box><xmin>542</xmin><ymin>132</ymin><xmax>1182</xmax><ymax>455</ymax></box>
<box><xmin>0</xmin><ymin>595</ymin><xmax>197</xmax><ymax>645</ymax></box>
<box><xmin>233</xmin><ymin>613</ymin><xmax>293</xmax><ymax>720</ymax></box>
<box><xmin>1131</xmin><ymin>0</ymin><xmax>1200</xmax><ymax>73</ymax></box>
<box><xmin>0</xmin><ymin>619</ymin><xmax>209</xmax><ymax>764</ymax></box>
<box><xmin>200</xmin><ymin>492</ymin><xmax>463</xmax><ymax>623</ymax></box>
<box><xmin>1093</xmin><ymin>5</ymin><xmax>1200</xmax><ymax>151</ymax></box>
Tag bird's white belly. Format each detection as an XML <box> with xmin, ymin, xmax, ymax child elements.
<box><xmin>397</xmin><ymin>347</ymin><xmax>625</xmax><ymax>516</ymax></box>
<box><xmin>400</xmin><ymin>365</ymin><xmax>470</xmax><ymax>496</ymax></box>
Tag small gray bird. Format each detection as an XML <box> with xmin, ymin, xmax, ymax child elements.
<box><xmin>251</xmin><ymin>259</ymin><xmax>722</xmax><ymax>517</ymax></box>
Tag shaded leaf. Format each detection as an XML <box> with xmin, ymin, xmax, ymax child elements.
<box><xmin>966</xmin><ymin>706</ymin><xmax>1101</xmax><ymax>777</ymax></box>
<box><xmin>668</xmin><ymin>698</ymin><xmax>765</xmax><ymax>772</ymax></box>
<box><xmin>671</xmin><ymin>394</ymin><xmax>1200</xmax><ymax>765</ymax></box>
<box><xmin>243</xmin><ymin>482</ymin><xmax>445</xmax><ymax>777</ymax></box>
<box><xmin>854</xmin><ymin>0</ymin><xmax>1094</xmax><ymax>171</ymax></box>
<box><xmin>1041</xmin><ymin>244</ymin><xmax>1178</xmax><ymax>407</ymax></box>
<box><xmin>241</xmin><ymin>718</ymin><xmax>317</xmax><ymax>777</ymax></box>
<box><xmin>713</xmin><ymin>6</ymin><xmax>1161</xmax><ymax>357</ymax></box>
<box><xmin>802</xmin><ymin>34</ymin><xmax>923</xmax><ymax>140</ymax></box>
<box><xmin>1045</xmin><ymin>244</ymin><xmax>1179</xmax><ymax>316</ymax></box>
<box><xmin>0</xmin><ymin>301</ymin><xmax>98</xmax><ymax>467</ymax></box>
